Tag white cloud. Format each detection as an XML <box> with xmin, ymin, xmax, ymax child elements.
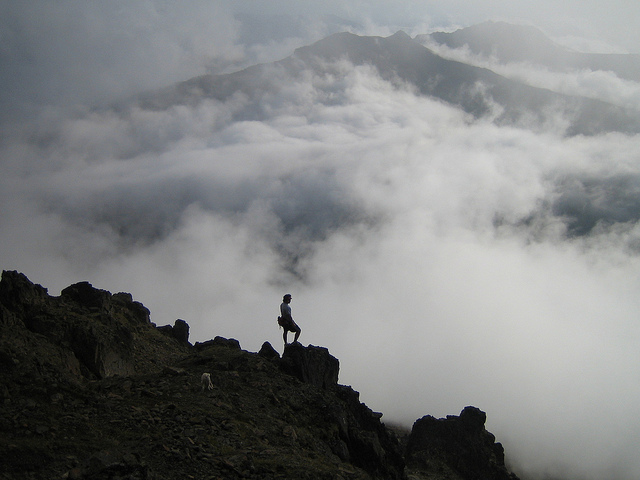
<box><xmin>0</xmin><ymin>1</ymin><xmax>241</xmax><ymax>119</ymax></box>
<box><xmin>2</xmin><ymin>5</ymin><xmax>640</xmax><ymax>480</ymax></box>
<box><xmin>420</xmin><ymin>39</ymin><xmax>640</xmax><ymax>110</ymax></box>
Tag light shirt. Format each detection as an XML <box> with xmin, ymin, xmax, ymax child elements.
<box><xmin>280</xmin><ymin>302</ymin><xmax>292</xmax><ymax>319</ymax></box>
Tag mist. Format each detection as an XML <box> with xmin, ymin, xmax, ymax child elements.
<box><xmin>2</xmin><ymin>3</ymin><xmax>640</xmax><ymax>480</ymax></box>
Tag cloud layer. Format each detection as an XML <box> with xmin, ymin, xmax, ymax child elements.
<box><xmin>2</xmin><ymin>4</ymin><xmax>640</xmax><ymax>480</ymax></box>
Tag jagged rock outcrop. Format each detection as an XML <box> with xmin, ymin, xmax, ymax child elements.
<box><xmin>193</xmin><ymin>335</ymin><xmax>242</xmax><ymax>353</ymax></box>
<box><xmin>333</xmin><ymin>385</ymin><xmax>405</xmax><ymax>479</ymax></box>
<box><xmin>258</xmin><ymin>340</ymin><xmax>280</xmax><ymax>360</ymax></box>
<box><xmin>0</xmin><ymin>270</ymin><xmax>189</xmax><ymax>381</ymax></box>
<box><xmin>406</xmin><ymin>406</ymin><xmax>519</xmax><ymax>480</ymax></box>
<box><xmin>157</xmin><ymin>318</ymin><xmax>191</xmax><ymax>345</ymax></box>
<box><xmin>280</xmin><ymin>342</ymin><xmax>340</xmax><ymax>389</ymax></box>
<box><xmin>0</xmin><ymin>270</ymin><xmax>521</xmax><ymax>480</ymax></box>
<box><xmin>60</xmin><ymin>281</ymin><xmax>149</xmax><ymax>323</ymax></box>
<box><xmin>0</xmin><ymin>269</ymin><xmax>50</xmax><ymax>327</ymax></box>
<box><xmin>182</xmin><ymin>339</ymin><xmax>406</xmax><ymax>480</ymax></box>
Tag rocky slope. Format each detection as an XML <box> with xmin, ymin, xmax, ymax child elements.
<box><xmin>0</xmin><ymin>270</ymin><xmax>519</xmax><ymax>480</ymax></box>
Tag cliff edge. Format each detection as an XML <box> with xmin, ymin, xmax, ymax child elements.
<box><xmin>0</xmin><ymin>270</ymin><xmax>519</xmax><ymax>480</ymax></box>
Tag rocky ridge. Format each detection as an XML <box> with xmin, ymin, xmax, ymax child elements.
<box><xmin>0</xmin><ymin>270</ymin><xmax>519</xmax><ymax>480</ymax></box>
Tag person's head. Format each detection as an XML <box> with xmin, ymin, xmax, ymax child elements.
<box><xmin>283</xmin><ymin>294</ymin><xmax>292</xmax><ymax>303</ymax></box>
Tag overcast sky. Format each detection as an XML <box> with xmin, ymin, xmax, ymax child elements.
<box><xmin>2</xmin><ymin>2</ymin><xmax>640</xmax><ymax>480</ymax></box>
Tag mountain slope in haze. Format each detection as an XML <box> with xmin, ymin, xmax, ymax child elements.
<box><xmin>140</xmin><ymin>29</ymin><xmax>640</xmax><ymax>136</ymax></box>
<box><xmin>422</xmin><ymin>21</ymin><xmax>640</xmax><ymax>82</ymax></box>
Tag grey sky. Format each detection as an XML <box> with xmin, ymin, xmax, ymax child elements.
<box><xmin>1</xmin><ymin>2</ymin><xmax>640</xmax><ymax>480</ymax></box>
<box><xmin>229</xmin><ymin>0</ymin><xmax>640</xmax><ymax>53</ymax></box>
<box><xmin>1</xmin><ymin>0</ymin><xmax>638</xmax><ymax>120</ymax></box>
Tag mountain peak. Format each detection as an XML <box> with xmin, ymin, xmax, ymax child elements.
<box><xmin>388</xmin><ymin>30</ymin><xmax>412</xmax><ymax>41</ymax></box>
<box><xmin>427</xmin><ymin>20</ymin><xmax>565</xmax><ymax>63</ymax></box>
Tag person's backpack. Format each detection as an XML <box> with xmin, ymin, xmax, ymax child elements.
<box><xmin>277</xmin><ymin>316</ymin><xmax>285</xmax><ymax>328</ymax></box>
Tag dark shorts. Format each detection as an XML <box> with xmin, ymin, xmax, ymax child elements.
<box><xmin>279</xmin><ymin>316</ymin><xmax>301</xmax><ymax>333</ymax></box>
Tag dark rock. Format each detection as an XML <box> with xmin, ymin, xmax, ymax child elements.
<box><xmin>460</xmin><ymin>404</ymin><xmax>488</xmax><ymax>431</ymax></box>
<box><xmin>157</xmin><ymin>319</ymin><xmax>191</xmax><ymax>345</ymax></box>
<box><xmin>68</xmin><ymin>316</ymin><xmax>136</xmax><ymax>379</ymax></box>
<box><xmin>162</xmin><ymin>366</ymin><xmax>187</xmax><ymax>376</ymax></box>
<box><xmin>0</xmin><ymin>302</ymin><xmax>18</xmax><ymax>326</ymax></box>
<box><xmin>0</xmin><ymin>270</ymin><xmax>48</xmax><ymax>317</ymax></box>
<box><xmin>280</xmin><ymin>343</ymin><xmax>339</xmax><ymax>389</ymax></box>
<box><xmin>61</xmin><ymin>282</ymin><xmax>151</xmax><ymax>326</ymax></box>
<box><xmin>211</xmin><ymin>336</ymin><xmax>241</xmax><ymax>349</ymax></box>
<box><xmin>113</xmin><ymin>292</ymin><xmax>151</xmax><ymax>324</ymax></box>
<box><xmin>61</xmin><ymin>281</ymin><xmax>111</xmax><ymax>312</ymax></box>
<box><xmin>172</xmin><ymin>319</ymin><xmax>190</xmax><ymax>344</ymax></box>
<box><xmin>79</xmin><ymin>450</ymin><xmax>152</xmax><ymax>479</ymax></box>
<box><xmin>258</xmin><ymin>341</ymin><xmax>280</xmax><ymax>360</ymax></box>
<box><xmin>0</xmin><ymin>348</ymin><xmax>17</xmax><ymax>369</ymax></box>
<box><xmin>194</xmin><ymin>336</ymin><xmax>241</xmax><ymax>351</ymax></box>
<box><xmin>406</xmin><ymin>406</ymin><xmax>519</xmax><ymax>480</ymax></box>
<box><xmin>333</xmin><ymin>439</ymin><xmax>350</xmax><ymax>461</ymax></box>
<box><xmin>156</xmin><ymin>325</ymin><xmax>174</xmax><ymax>337</ymax></box>
<box><xmin>1</xmin><ymin>274</ymin><xmax>137</xmax><ymax>379</ymax></box>
<box><xmin>333</xmin><ymin>385</ymin><xmax>406</xmax><ymax>479</ymax></box>
<box><xmin>0</xmin><ymin>270</ymin><xmax>187</xmax><ymax>382</ymax></box>
<box><xmin>0</xmin><ymin>270</ymin><xmax>521</xmax><ymax>480</ymax></box>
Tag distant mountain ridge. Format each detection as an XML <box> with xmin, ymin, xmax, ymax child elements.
<box><xmin>139</xmin><ymin>24</ymin><xmax>640</xmax><ymax>136</ymax></box>
<box><xmin>422</xmin><ymin>21</ymin><xmax>640</xmax><ymax>82</ymax></box>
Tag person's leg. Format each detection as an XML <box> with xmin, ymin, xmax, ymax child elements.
<box><xmin>293</xmin><ymin>324</ymin><xmax>301</xmax><ymax>343</ymax></box>
<box><xmin>283</xmin><ymin>329</ymin><xmax>288</xmax><ymax>344</ymax></box>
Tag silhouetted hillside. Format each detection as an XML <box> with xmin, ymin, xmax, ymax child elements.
<box><xmin>138</xmin><ymin>29</ymin><xmax>640</xmax><ymax>136</ymax></box>
<box><xmin>0</xmin><ymin>270</ymin><xmax>519</xmax><ymax>480</ymax></box>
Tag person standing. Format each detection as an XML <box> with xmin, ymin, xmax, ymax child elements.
<box><xmin>278</xmin><ymin>294</ymin><xmax>301</xmax><ymax>345</ymax></box>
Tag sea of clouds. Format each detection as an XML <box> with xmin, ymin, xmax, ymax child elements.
<box><xmin>1</xmin><ymin>3</ymin><xmax>640</xmax><ymax>480</ymax></box>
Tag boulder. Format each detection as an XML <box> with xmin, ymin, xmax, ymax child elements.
<box><xmin>194</xmin><ymin>336</ymin><xmax>241</xmax><ymax>352</ymax></box>
<box><xmin>0</xmin><ymin>270</ymin><xmax>48</xmax><ymax>317</ymax></box>
<box><xmin>172</xmin><ymin>319</ymin><xmax>190</xmax><ymax>344</ymax></box>
<box><xmin>62</xmin><ymin>282</ymin><xmax>151</xmax><ymax>325</ymax></box>
<box><xmin>157</xmin><ymin>319</ymin><xmax>190</xmax><ymax>345</ymax></box>
<box><xmin>258</xmin><ymin>341</ymin><xmax>280</xmax><ymax>360</ymax></box>
<box><xmin>112</xmin><ymin>293</ymin><xmax>151</xmax><ymax>324</ymax></box>
<box><xmin>333</xmin><ymin>385</ymin><xmax>406</xmax><ymax>479</ymax></box>
<box><xmin>61</xmin><ymin>281</ymin><xmax>111</xmax><ymax>311</ymax></box>
<box><xmin>280</xmin><ymin>343</ymin><xmax>339</xmax><ymax>389</ymax></box>
<box><xmin>406</xmin><ymin>406</ymin><xmax>519</xmax><ymax>480</ymax></box>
